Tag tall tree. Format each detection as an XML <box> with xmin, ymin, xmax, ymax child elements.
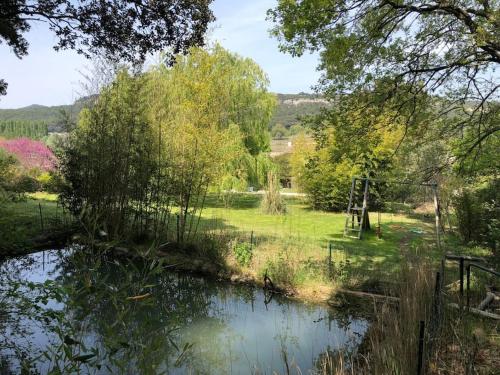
<box><xmin>61</xmin><ymin>45</ymin><xmax>276</xmax><ymax>243</ymax></box>
<box><xmin>0</xmin><ymin>0</ymin><xmax>214</xmax><ymax>97</ymax></box>
<box><xmin>268</xmin><ymin>0</ymin><xmax>500</xmax><ymax>162</ymax></box>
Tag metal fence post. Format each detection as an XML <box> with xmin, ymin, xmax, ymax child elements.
<box><xmin>328</xmin><ymin>242</ymin><xmax>332</xmax><ymax>278</ymax></box>
<box><xmin>38</xmin><ymin>202</ymin><xmax>44</xmax><ymax>231</ymax></box>
<box><xmin>466</xmin><ymin>264</ymin><xmax>471</xmax><ymax>308</ymax></box>
<box><xmin>459</xmin><ymin>257</ymin><xmax>464</xmax><ymax>298</ymax></box>
<box><xmin>417</xmin><ymin>320</ymin><xmax>425</xmax><ymax>375</ymax></box>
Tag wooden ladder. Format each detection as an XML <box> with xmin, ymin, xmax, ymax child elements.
<box><xmin>344</xmin><ymin>177</ymin><xmax>370</xmax><ymax>239</ymax></box>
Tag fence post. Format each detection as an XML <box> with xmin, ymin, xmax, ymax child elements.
<box><xmin>417</xmin><ymin>320</ymin><xmax>425</xmax><ymax>375</ymax></box>
<box><xmin>432</xmin><ymin>183</ymin><xmax>441</xmax><ymax>251</ymax></box>
<box><xmin>328</xmin><ymin>242</ymin><xmax>332</xmax><ymax>278</ymax></box>
<box><xmin>459</xmin><ymin>257</ymin><xmax>464</xmax><ymax>298</ymax></box>
<box><xmin>38</xmin><ymin>203</ymin><xmax>44</xmax><ymax>231</ymax></box>
<box><xmin>250</xmin><ymin>230</ymin><xmax>254</xmax><ymax>250</ymax></box>
<box><xmin>466</xmin><ymin>264</ymin><xmax>471</xmax><ymax>308</ymax></box>
<box><xmin>176</xmin><ymin>214</ymin><xmax>180</xmax><ymax>243</ymax></box>
<box><xmin>433</xmin><ymin>271</ymin><xmax>442</xmax><ymax>329</ymax></box>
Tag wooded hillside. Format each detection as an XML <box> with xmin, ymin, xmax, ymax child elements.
<box><xmin>0</xmin><ymin>93</ymin><xmax>326</xmax><ymax>133</ymax></box>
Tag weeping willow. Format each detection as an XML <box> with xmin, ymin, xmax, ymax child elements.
<box><xmin>60</xmin><ymin>45</ymin><xmax>276</xmax><ymax>244</ymax></box>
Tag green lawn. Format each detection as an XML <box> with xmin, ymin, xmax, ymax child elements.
<box><xmin>198</xmin><ymin>193</ymin><xmax>441</xmax><ymax>287</ymax></box>
<box><xmin>0</xmin><ymin>193</ymin><xmax>70</xmax><ymax>254</ymax></box>
<box><xmin>3</xmin><ymin>192</ymin><xmax>483</xmax><ymax>292</ymax></box>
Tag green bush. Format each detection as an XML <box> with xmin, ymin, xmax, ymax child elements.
<box><xmin>262</xmin><ymin>252</ymin><xmax>296</xmax><ymax>287</ymax></box>
<box><xmin>233</xmin><ymin>242</ymin><xmax>253</xmax><ymax>267</ymax></box>
<box><xmin>36</xmin><ymin>171</ymin><xmax>63</xmax><ymax>193</ymax></box>
<box><xmin>0</xmin><ymin>149</ymin><xmax>18</xmax><ymax>189</ymax></box>
<box><xmin>12</xmin><ymin>174</ymin><xmax>39</xmax><ymax>193</ymax></box>
<box><xmin>454</xmin><ymin>179</ymin><xmax>499</xmax><ymax>251</ymax></box>
<box><xmin>271</xmin><ymin>123</ymin><xmax>289</xmax><ymax>139</ymax></box>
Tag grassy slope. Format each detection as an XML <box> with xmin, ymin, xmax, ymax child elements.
<box><xmin>198</xmin><ymin>194</ymin><xmax>442</xmax><ymax>292</ymax></box>
<box><xmin>0</xmin><ymin>193</ymin><xmax>69</xmax><ymax>254</ymax></box>
<box><xmin>3</xmin><ymin>193</ymin><xmax>491</xmax><ymax>297</ymax></box>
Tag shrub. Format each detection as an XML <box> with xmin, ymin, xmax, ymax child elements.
<box><xmin>261</xmin><ymin>251</ymin><xmax>296</xmax><ymax>287</ymax></box>
<box><xmin>36</xmin><ymin>171</ymin><xmax>63</xmax><ymax>193</ymax></box>
<box><xmin>0</xmin><ymin>138</ymin><xmax>56</xmax><ymax>171</ymax></box>
<box><xmin>261</xmin><ymin>171</ymin><xmax>286</xmax><ymax>215</ymax></box>
<box><xmin>0</xmin><ymin>149</ymin><xmax>18</xmax><ymax>190</ymax></box>
<box><xmin>271</xmin><ymin>123</ymin><xmax>289</xmax><ymax>139</ymax></box>
<box><xmin>12</xmin><ymin>174</ymin><xmax>39</xmax><ymax>193</ymax></box>
<box><xmin>233</xmin><ymin>241</ymin><xmax>253</xmax><ymax>267</ymax></box>
<box><xmin>454</xmin><ymin>179</ymin><xmax>499</xmax><ymax>250</ymax></box>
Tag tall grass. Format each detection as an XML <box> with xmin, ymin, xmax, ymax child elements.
<box><xmin>364</xmin><ymin>259</ymin><xmax>434</xmax><ymax>374</ymax></box>
<box><xmin>261</xmin><ymin>171</ymin><xmax>287</xmax><ymax>215</ymax></box>
<box><xmin>317</xmin><ymin>254</ymin><xmax>499</xmax><ymax>374</ymax></box>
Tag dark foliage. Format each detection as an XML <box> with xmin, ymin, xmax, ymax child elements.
<box><xmin>0</xmin><ymin>120</ymin><xmax>48</xmax><ymax>139</ymax></box>
<box><xmin>0</xmin><ymin>0</ymin><xmax>214</xmax><ymax>96</ymax></box>
<box><xmin>0</xmin><ymin>80</ymin><xmax>7</xmax><ymax>96</ymax></box>
<box><xmin>454</xmin><ymin>179</ymin><xmax>499</xmax><ymax>251</ymax></box>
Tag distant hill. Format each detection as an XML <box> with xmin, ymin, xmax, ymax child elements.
<box><xmin>270</xmin><ymin>93</ymin><xmax>329</xmax><ymax>129</ymax></box>
<box><xmin>0</xmin><ymin>97</ymin><xmax>93</xmax><ymax>132</ymax></box>
<box><xmin>0</xmin><ymin>93</ymin><xmax>328</xmax><ymax>132</ymax></box>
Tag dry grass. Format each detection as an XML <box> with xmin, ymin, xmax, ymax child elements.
<box><xmin>313</xmin><ymin>255</ymin><xmax>500</xmax><ymax>375</ymax></box>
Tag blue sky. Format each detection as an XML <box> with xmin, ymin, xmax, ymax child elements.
<box><xmin>0</xmin><ymin>0</ymin><xmax>321</xmax><ymax>109</ymax></box>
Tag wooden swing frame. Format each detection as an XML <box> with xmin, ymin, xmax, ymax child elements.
<box><xmin>344</xmin><ymin>176</ymin><xmax>442</xmax><ymax>249</ymax></box>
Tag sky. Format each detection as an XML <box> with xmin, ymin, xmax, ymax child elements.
<box><xmin>0</xmin><ymin>0</ymin><xmax>321</xmax><ymax>109</ymax></box>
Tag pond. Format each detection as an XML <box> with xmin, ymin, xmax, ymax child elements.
<box><xmin>0</xmin><ymin>248</ymin><xmax>369</xmax><ymax>374</ymax></box>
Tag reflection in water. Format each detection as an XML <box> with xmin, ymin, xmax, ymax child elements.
<box><xmin>0</xmin><ymin>248</ymin><xmax>368</xmax><ymax>374</ymax></box>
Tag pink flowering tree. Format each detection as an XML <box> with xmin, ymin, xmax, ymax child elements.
<box><xmin>0</xmin><ymin>138</ymin><xmax>56</xmax><ymax>171</ymax></box>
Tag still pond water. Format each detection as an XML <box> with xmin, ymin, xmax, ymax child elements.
<box><xmin>0</xmin><ymin>248</ymin><xmax>368</xmax><ymax>374</ymax></box>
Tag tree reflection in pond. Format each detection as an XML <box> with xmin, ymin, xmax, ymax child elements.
<box><xmin>0</xmin><ymin>248</ymin><xmax>368</xmax><ymax>374</ymax></box>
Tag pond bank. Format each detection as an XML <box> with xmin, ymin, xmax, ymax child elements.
<box><xmin>0</xmin><ymin>247</ymin><xmax>370</xmax><ymax>374</ymax></box>
<box><xmin>104</xmin><ymin>241</ymin><xmax>388</xmax><ymax>311</ymax></box>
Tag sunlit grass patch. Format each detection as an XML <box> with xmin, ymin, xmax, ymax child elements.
<box><xmin>0</xmin><ymin>195</ymin><xmax>70</xmax><ymax>253</ymax></box>
<box><xmin>200</xmin><ymin>193</ymin><xmax>440</xmax><ymax>292</ymax></box>
<box><xmin>27</xmin><ymin>191</ymin><xmax>59</xmax><ymax>201</ymax></box>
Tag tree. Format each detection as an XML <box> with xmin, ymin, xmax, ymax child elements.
<box><xmin>271</xmin><ymin>123</ymin><xmax>289</xmax><ymax>139</ymax></box>
<box><xmin>0</xmin><ymin>148</ymin><xmax>18</xmax><ymax>196</ymax></box>
<box><xmin>293</xmin><ymin>100</ymin><xmax>406</xmax><ymax>211</ymax></box>
<box><xmin>61</xmin><ymin>45</ymin><xmax>276</xmax><ymax>243</ymax></box>
<box><xmin>60</xmin><ymin>71</ymin><xmax>155</xmax><ymax>238</ymax></box>
<box><xmin>156</xmin><ymin>44</ymin><xmax>276</xmax><ymax>156</ymax></box>
<box><xmin>289</xmin><ymin>132</ymin><xmax>314</xmax><ymax>192</ymax></box>
<box><xmin>268</xmin><ymin>0</ymin><xmax>500</xmax><ymax>162</ymax></box>
<box><xmin>146</xmin><ymin>45</ymin><xmax>275</xmax><ymax>241</ymax></box>
<box><xmin>0</xmin><ymin>0</ymin><xmax>214</xmax><ymax>97</ymax></box>
<box><xmin>289</xmin><ymin>124</ymin><xmax>306</xmax><ymax>136</ymax></box>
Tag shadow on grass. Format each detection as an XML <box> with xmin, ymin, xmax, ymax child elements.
<box><xmin>0</xmin><ymin>198</ymin><xmax>68</xmax><ymax>254</ymax></box>
<box><xmin>323</xmin><ymin>221</ymin><xmax>439</xmax><ymax>293</ymax></box>
<box><xmin>203</xmin><ymin>194</ymin><xmax>262</xmax><ymax>210</ymax></box>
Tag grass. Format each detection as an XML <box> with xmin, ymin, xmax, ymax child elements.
<box><xmin>0</xmin><ymin>193</ymin><xmax>71</xmax><ymax>254</ymax></box>
<box><xmin>2</xmin><ymin>192</ymin><xmax>492</xmax><ymax>300</ymax></box>
<box><xmin>196</xmin><ymin>193</ymin><xmax>443</xmax><ymax>297</ymax></box>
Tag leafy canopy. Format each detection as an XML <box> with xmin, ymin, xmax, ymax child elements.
<box><xmin>61</xmin><ymin>45</ymin><xmax>276</xmax><ymax>240</ymax></box>
<box><xmin>268</xmin><ymin>0</ymin><xmax>500</xmax><ymax>158</ymax></box>
<box><xmin>0</xmin><ymin>0</ymin><xmax>214</xmax><ymax>96</ymax></box>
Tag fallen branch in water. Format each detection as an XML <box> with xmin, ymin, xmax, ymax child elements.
<box><xmin>336</xmin><ymin>288</ymin><xmax>400</xmax><ymax>303</ymax></box>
